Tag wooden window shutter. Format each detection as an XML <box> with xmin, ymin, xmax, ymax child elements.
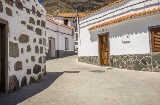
<box><xmin>151</xmin><ymin>28</ymin><xmax>160</xmax><ymax>52</ymax></box>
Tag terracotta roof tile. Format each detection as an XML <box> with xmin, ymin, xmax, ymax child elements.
<box><xmin>46</xmin><ymin>18</ymin><xmax>73</xmax><ymax>30</ymax></box>
<box><xmin>89</xmin><ymin>7</ymin><xmax>160</xmax><ymax>30</ymax></box>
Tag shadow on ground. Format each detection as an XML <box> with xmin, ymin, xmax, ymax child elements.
<box><xmin>0</xmin><ymin>72</ymin><xmax>63</xmax><ymax>105</ymax></box>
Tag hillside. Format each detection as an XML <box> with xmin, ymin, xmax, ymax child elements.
<box><xmin>42</xmin><ymin>0</ymin><xmax>116</xmax><ymax>14</ymax></box>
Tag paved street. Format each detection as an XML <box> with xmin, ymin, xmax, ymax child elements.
<box><xmin>1</xmin><ymin>55</ymin><xmax>160</xmax><ymax>105</ymax></box>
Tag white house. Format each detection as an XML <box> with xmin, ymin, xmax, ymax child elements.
<box><xmin>0</xmin><ymin>0</ymin><xmax>46</xmax><ymax>93</ymax></box>
<box><xmin>78</xmin><ymin>0</ymin><xmax>160</xmax><ymax>72</ymax></box>
<box><xmin>46</xmin><ymin>16</ymin><xmax>75</xmax><ymax>59</ymax></box>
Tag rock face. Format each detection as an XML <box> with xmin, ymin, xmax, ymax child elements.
<box><xmin>19</xmin><ymin>34</ymin><xmax>29</xmax><ymax>43</ymax></box>
<box><xmin>9</xmin><ymin>75</ymin><xmax>19</xmax><ymax>91</ymax></box>
<box><xmin>9</xmin><ymin>42</ymin><xmax>19</xmax><ymax>58</ymax></box>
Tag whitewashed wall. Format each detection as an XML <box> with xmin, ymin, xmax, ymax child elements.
<box><xmin>79</xmin><ymin>0</ymin><xmax>160</xmax><ymax>56</ymax></box>
<box><xmin>46</xmin><ymin>20</ymin><xmax>74</xmax><ymax>56</ymax></box>
<box><xmin>53</xmin><ymin>16</ymin><xmax>64</xmax><ymax>24</ymax></box>
<box><xmin>0</xmin><ymin>0</ymin><xmax>46</xmax><ymax>91</ymax></box>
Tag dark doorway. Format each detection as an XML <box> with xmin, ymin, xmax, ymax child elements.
<box><xmin>0</xmin><ymin>18</ymin><xmax>8</xmax><ymax>94</ymax></box>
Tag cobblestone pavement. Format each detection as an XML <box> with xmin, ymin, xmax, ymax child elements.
<box><xmin>1</xmin><ymin>55</ymin><xmax>160</xmax><ymax>105</ymax></box>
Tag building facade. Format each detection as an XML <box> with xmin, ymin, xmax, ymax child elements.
<box><xmin>0</xmin><ymin>0</ymin><xmax>46</xmax><ymax>93</ymax></box>
<box><xmin>78</xmin><ymin>0</ymin><xmax>160</xmax><ymax>72</ymax></box>
<box><xmin>46</xmin><ymin>17</ymin><xmax>75</xmax><ymax>59</ymax></box>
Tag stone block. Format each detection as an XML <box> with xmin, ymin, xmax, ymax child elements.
<box><xmin>37</xmin><ymin>20</ymin><xmax>40</xmax><ymax>25</ymax></box>
<box><xmin>33</xmin><ymin>38</ymin><xmax>36</xmax><ymax>43</ymax></box>
<box><xmin>6</xmin><ymin>7</ymin><xmax>12</xmax><ymax>16</ymax></box>
<box><xmin>14</xmin><ymin>61</ymin><xmax>22</xmax><ymax>71</ymax></box>
<box><xmin>32</xmin><ymin>5</ymin><xmax>35</xmax><ymax>14</ymax></box>
<box><xmin>41</xmin><ymin>20</ymin><xmax>45</xmax><ymax>28</ymax></box>
<box><xmin>29</xmin><ymin>17</ymin><xmax>35</xmax><ymax>25</ymax></box>
<box><xmin>40</xmin><ymin>47</ymin><xmax>43</xmax><ymax>54</ymax></box>
<box><xmin>0</xmin><ymin>1</ymin><xmax>3</xmax><ymax>12</ymax></box>
<box><xmin>35</xmin><ymin>46</ymin><xmax>39</xmax><ymax>53</ymax></box>
<box><xmin>39</xmin><ymin>56</ymin><xmax>42</xmax><ymax>63</ymax></box>
<box><xmin>19</xmin><ymin>34</ymin><xmax>29</xmax><ymax>43</ymax></box>
<box><xmin>38</xmin><ymin>74</ymin><xmax>43</xmax><ymax>80</ymax></box>
<box><xmin>39</xmin><ymin>38</ymin><xmax>42</xmax><ymax>44</ymax></box>
<box><xmin>15</xmin><ymin>0</ymin><xmax>23</xmax><ymax>10</ymax></box>
<box><xmin>5</xmin><ymin>0</ymin><xmax>13</xmax><ymax>6</ymax></box>
<box><xmin>26</xmin><ymin>8</ymin><xmax>30</xmax><ymax>14</ymax></box>
<box><xmin>21</xmin><ymin>21</ymin><xmax>26</xmax><ymax>25</ymax></box>
<box><xmin>9</xmin><ymin>75</ymin><xmax>19</xmax><ymax>91</ymax></box>
<box><xmin>29</xmin><ymin>77</ymin><xmax>35</xmax><ymax>84</ymax></box>
<box><xmin>27</xmin><ymin>45</ymin><xmax>31</xmax><ymax>52</ymax></box>
<box><xmin>27</xmin><ymin>69</ymin><xmax>31</xmax><ymax>74</ymax></box>
<box><xmin>35</xmin><ymin>28</ymin><xmax>42</xmax><ymax>35</ymax></box>
<box><xmin>37</xmin><ymin>10</ymin><xmax>41</xmax><ymax>17</ymax></box>
<box><xmin>21</xmin><ymin>76</ymin><xmax>27</xmax><ymax>87</ymax></box>
<box><xmin>27</xmin><ymin>25</ymin><xmax>33</xmax><ymax>31</ymax></box>
<box><xmin>33</xmin><ymin>64</ymin><xmax>41</xmax><ymax>74</ymax></box>
<box><xmin>31</xmin><ymin>56</ymin><xmax>35</xmax><ymax>62</ymax></box>
<box><xmin>9</xmin><ymin>42</ymin><xmax>19</xmax><ymax>58</ymax></box>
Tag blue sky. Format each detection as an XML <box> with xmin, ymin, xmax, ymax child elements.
<box><xmin>38</xmin><ymin>0</ymin><xmax>44</xmax><ymax>3</ymax></box>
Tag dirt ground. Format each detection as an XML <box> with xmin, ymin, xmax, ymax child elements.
<box><xmin>1</xmin><ymin>55</ymin><xmax>160</xmax><ymax>105</ymax></box>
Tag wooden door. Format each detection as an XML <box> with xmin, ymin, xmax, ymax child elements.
<box><xmin>99</xmin><ymin>34</ymin><xmax>110</xmax><ymax>66</ymax></box>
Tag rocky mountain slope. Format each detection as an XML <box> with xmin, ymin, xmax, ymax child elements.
<box><xmin>42</xmin><ymin>0</ymin><xmax>116</xmax><ymax>14</ymax></box>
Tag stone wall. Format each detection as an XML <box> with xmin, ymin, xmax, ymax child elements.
<box><xmin>78</xmin><ymin>56</ymin><xmax>99</xmax><ymax>66</ymax></box>
<box><xmin>0</xmin><ymin>0</ymin><xmax>46</xmax><ymax>92</ymax></box>
<box><xmin>78</xmin><ymin>53</ymin><xmax>160</xmax><ymax>72</ymax></box>
<box><xmin>110</xmin><ymin>53</ymin><xmax>160</xmax><ymax>72</ymax></box>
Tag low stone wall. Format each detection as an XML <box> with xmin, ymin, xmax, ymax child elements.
<box><xmin>78</xmin><ymin>56</ymin><xmax>99</xmax><ymax>65</ymax></box>
<box><xmin>78</xmin><ymin>53</ymin><xmax>160</xmax><ymax>72</ymax></box>
<box><xmin>58</xmin><ymin>50</ymin><xmax>76</xmax><ymax>58</ymax></box>
<box><xmin>46</xmin><ymin>50</ymin><xmax>76</xmax><ymax>59</ymax></box>
<box><xmin>110</xmin><ymin>53</ymin><xmax>160</xmax><ymax>72</ymax></box>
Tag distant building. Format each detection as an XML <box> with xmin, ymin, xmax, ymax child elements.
<box><xmin>46</xmin><ymin>13</ymin><xmax>85</xmax><ymax>53</ymax></box>
<box><xmin>46</xmin><ymin>14</ymin><xmax>75</xmax><ymax>59</ymax></box>
<box><xmin>78</xmin><ymin>0</ymin><xmax>160</xmax><ymax>72</ymax></box>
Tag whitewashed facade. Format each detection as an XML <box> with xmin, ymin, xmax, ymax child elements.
<box><xmin>78</xmin><ymin>0</ymin><xmax>160</xmax><ymax>72</ymax></box>
<box><xmin>0</xmin><ymin>0</ymin><xmax>46</xmax><ymax>93</ymax></box>
<box><xmin>46</xmin><ymin>17</ymin><xmax>75</xmax><ymax>59</ymax></box>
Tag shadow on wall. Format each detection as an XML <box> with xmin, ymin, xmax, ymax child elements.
<box><xmin>89</xmin><ymin>16</ymin><xmax>153</xmax><ymax>42</ymax></box>
<box><xmin>0</xmin><ymin>72</ymin><xmax>63</xmax><ymax>105</ymax></box>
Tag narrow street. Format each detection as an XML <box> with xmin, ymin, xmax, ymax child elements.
<box><xmin>1</xmin><ymin>55</ymin><xmax>160</xmax><ymax>105</ymax></box>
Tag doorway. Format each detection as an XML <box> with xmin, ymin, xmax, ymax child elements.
<box><xmin>0</xmin><ymin>18</ymin><xmax>8</xmax><ymax>93</ymax></box>
<box><xmin>99</xmin><ymin>34</ymin><xmax>110</xmax><ymax>66</ymax></box>
<box><xmin>48</xmin><ymin>38</ymin><xmax>55</xmax><ymax>58</ymax></box>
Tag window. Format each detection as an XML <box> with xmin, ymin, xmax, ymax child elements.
<box><xmin>64</xmin><ymin>19</ymin><xmax>68</xmax><ymax>25</ymax></box>
<box><xmin>65</xmin><ymin>37</ymin><xmax>69</xmax><ymax>50</ymax></box>
<box><xmin>151</xmin><ymin>27</ymin><xmax>160</xmax><ymax>52</ymax></box>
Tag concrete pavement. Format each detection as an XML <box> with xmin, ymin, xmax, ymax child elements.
<box><xmin>1</xmin><ymin>55</ymin><xmax>160</xmax><ymax>105</ymax></box>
